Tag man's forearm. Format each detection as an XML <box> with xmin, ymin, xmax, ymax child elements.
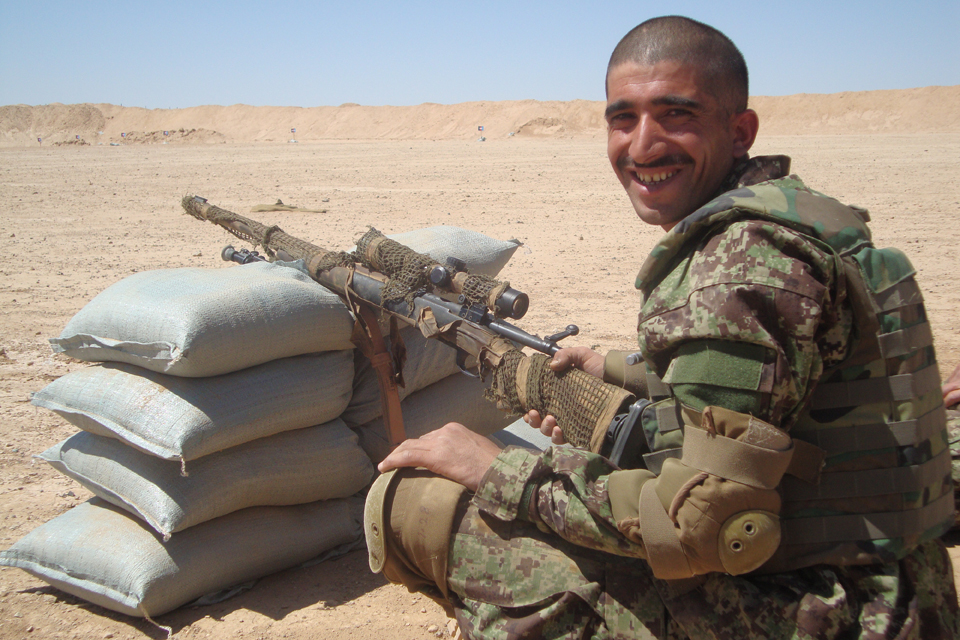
<box><xmin>473</xmin><ymin>446</ymin><xmax>649</xmax><ymax>559</ymax></box>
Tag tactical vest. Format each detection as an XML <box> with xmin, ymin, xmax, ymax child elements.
<box><xmin>636</xmin><ymin>177</ymin><xmax>953</xmax><ymax>573</ymax></box>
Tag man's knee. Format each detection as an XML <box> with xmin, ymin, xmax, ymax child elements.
<box><xmin>365</xmin><ymin>468</ymin><xmax>467</xmax><ymax>602</ymax></box>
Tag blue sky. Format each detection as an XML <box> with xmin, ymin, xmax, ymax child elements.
<box><xmin>1</xmin><ymin>1</ymin><xmax>957</xmax><ymax>108</ymax></box>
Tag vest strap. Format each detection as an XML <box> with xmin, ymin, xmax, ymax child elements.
<box><xmin>647</xmin><ymin>372</ymin><xmax>671</xmax><ymax>400</ymax></box>
<box><xmin>877</xmin><ymin>321</ymin><xmax>933</xmax><ymax>359</ymax></box>
<box><xmin>784</xmin><ymin>439</ymin><xmax>826</xmax><ymax>484</ymax></box>
<box><xmin>791</xmin><ymin>404</ymin><xmax>946</xmax><ymax>453</ymax></box>
<box><xmin>873</xmin><ymin>278</ymin><xmax>923</xmax><ymax>312</ymax></box>
<box><xmin>656</xmin><ymin>404</ymin><xmax>682</xmax><ymax>433</ymax></box>
<box><xmin>642</xmin><ymin>448</ymin><xmax>683</xmax><ymax>475</ymax></box>
<box><xmin>780</xmin><ymin>490</ymin><xmax>954</xmax><ymax>545</ymax></box>
<box><xmin>781</xmin><ymin>449</ymin><xmax>951</xmax><ymax>501</ymax></box>
<box><xmin>809</xmin><ymin>364</ymin><xmax>941</xmax><ymax>410</ymax></box>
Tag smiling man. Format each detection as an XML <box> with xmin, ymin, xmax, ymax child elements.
<box><xmin>365</xmin><ymin>16</ymin><xmax>959</xmax><ymax>639</ymax></box>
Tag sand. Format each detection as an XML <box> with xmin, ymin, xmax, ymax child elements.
<box><xmin>0</xmin><ymin>90</ymin><xmax>959</xmax><ymax>639</ymax></box>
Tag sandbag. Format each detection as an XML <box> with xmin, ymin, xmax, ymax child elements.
<box><xmin>340</xmin><ymin>324</ymin><xmax>461</xmax><ymax>428</ymax></box>
<box><xmin>377</xmin><ymin>226</ymin><xmax>520</xmax><ymax>277</ymax></box>
<box><xmin>37</xmin><ymin>419</ymin><xmax>372</xmax><ymax>538</ymax></box>
<box><xmin>30</xmin><ymin>352</ymin><xmax>354</xmax><ymax>463</ymax></box>
<box><xmin>50</xmin><ymin>227</ymin><xmax>520</xmax><ymax>378</ymax></box>
<box><xmin>354</xmin><ymin>372</ymin><xmax>515</xmax><ymax>464</ymax></box>
<box><xmin>0</xmin><ymin>497</ymin><xmax>362</xmax><ymax>617</ymax></box>
<box><xmin>49</xmin><ymin>261</ymin><xmax>355</xmax><ymax>377</ymax></box>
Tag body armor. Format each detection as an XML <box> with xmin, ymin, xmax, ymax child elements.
<box><xmin>634</xmin><ymin>177</ymin><xmax>953</xmax><ymax>574</ymax></box>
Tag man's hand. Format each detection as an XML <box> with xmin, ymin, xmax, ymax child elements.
<box><xmin>378</xmin><ymin>422</ymin><xmax>502</xmax><ymax>492</ymax></box>
<box><xmin>523</xmin><ymin>346</ymin><xmax>605</xmax><ymax>445</ymax></box>
<box><xmin>944</xmin><ymin>363</ymin><xmax>960</xmax><ymax>409</ymax></box>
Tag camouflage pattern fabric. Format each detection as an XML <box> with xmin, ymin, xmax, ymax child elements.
<box><xmin>446</xmin><ymin>446</ymin><xmax>959</xmax><ymax>639</ymax></box>
<box><xmin>437</xmin><ymin>157</ymin><xmax>959</xmax><ymax>638</ymax></box>
<box><xmin>949</xmin><ymin>408</ymin><xmax>960</xmax><ymax>529</ymax></box>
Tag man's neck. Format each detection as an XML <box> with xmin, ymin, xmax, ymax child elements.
<box><xmin>716</xmin><ymin>155</ymin><xmax>792</xmax><ymax>195</ymax></box>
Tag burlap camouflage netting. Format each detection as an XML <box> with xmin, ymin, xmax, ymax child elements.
<box><xmin>487</xmin><ymin>351</ymin><xmax>634</xmax><ymax>451</ymax></box>
<box><xmin>355</xmin><ymin>228</ymin><xmax>435</xmax><ymax>309</ymax></box>
<box><xmin>355</xmin><ymin>228</ymin><xmax>511</xmax><ymax>314</ymax></box>
<box><xmin>181</xmin><ymin>196</ymin><xmax>355</xmax><ymax>274</ymax></box>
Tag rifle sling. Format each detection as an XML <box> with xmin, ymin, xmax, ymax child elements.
<box><xmin>346</xmin><ymin>280</ymin><xmax>406</xmax><ymax>447</ymax></box>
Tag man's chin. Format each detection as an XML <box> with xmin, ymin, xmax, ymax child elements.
<box><xmin>631</xmin><ymin>202</ymin><xmax>687</xmax><ymax>230</ymax></box>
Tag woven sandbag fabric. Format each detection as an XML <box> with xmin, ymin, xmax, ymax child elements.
<box><xmin>0</xmin><ymin>497</ymin><xmax>363</xmax><ymax>617</ymax></box>
<box><xmin>487</xmin><ymin>352</ymin><xmax>627</xmax><ymax>449</ymax></box>
<box><xmin>37</xmin><ymin>419</ymin><xmax>373</xmax><ymax>538</ymax></box>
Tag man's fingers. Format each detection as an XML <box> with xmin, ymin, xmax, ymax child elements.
<box><xmin>538</xmin><ymin>415</ymin><xmax>558</xmax><ymax>438</ymax></box>
<box><xmin>945</xmin><ymin>388</ymin><xmax>960</xmax><ymax>409</ymax></box>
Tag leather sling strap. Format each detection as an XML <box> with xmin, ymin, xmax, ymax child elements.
<box><xmin>346</xmin><ymin>282</ymin><xmax>406</xmax><ymax>447</ymax></box>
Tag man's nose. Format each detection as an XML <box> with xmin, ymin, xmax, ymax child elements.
<box><xmin>629</xmin><ymin>115</ymin><xmax>667</xmax><ymax>164</ymax></box>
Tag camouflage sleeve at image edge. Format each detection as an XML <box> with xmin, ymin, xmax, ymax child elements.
<box><xmin>948</xmin><ymin>408</ymin><xmax>960</xmax><ymax>529</ymax></box>
<box><xmin>473</xmin><ymin>446</ymin><xmax>647</xmax><ymax>559</ymax></box>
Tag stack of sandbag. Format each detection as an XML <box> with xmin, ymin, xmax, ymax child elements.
<box><xmin>0</xmin><ymin>226</ymin><xmax>521</xmax><ymax>618</ymax></box>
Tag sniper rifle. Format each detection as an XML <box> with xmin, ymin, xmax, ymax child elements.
<box><xmin>183</xmin><ymin>195</ymin><xmax>648</xmax><ymax>467</ymax></box>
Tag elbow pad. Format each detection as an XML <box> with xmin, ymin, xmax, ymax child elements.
<box><xmin>636</xmin><ymin>406</ymin><xmax>795</xmax><ymax>579</ymax></box>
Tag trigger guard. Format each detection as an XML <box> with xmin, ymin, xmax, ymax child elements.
<box><xmin>456</xmin><ymin>350</ymin><xmax>481</xmax><ymax>378</ymax></box>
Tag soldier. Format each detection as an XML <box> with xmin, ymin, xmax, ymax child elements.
<box><xmin>365</xmin><ymin>16</ymin><xmax>959</xmax><ymax>638</ymax></box>
<box><xmin>945</xmin><ymin>363</ymin><xmax>960</xmax><ymax>528</ymax></box>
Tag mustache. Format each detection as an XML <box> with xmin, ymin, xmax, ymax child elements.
<box><xmin>618</xmin><ymin>154</ymin><xmax>692</xmax><ymax>171</ymax></box>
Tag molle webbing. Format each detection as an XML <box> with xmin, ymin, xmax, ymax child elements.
<box><xmin>791</xmin><ymin>405</ymin><xmax>946</xmax><ymax>453</ymax></box>
<box><xmin>656</xmin><ymin>404</ymin><xmax>682</xmax><ymax>433</ymax></box>
<box><xmin>781</xmin><ymin>490</ymin><xmax>954</xmax><ymax>545</ymax></box>
<box><xmin>355</xmin><ymin>228</ymin><xmax>511</xmax><ymax>314</ymax></box>
<box><xmin>808</xmin><ymin>364</ymin><xmax>941</xmax><ymax>410</ymax></box>
<box><xmin>486</xmin><ymin>351</ymin><xmax>634</xmax><ymax>452</ymax></box>
<box><xmin>781</xmin><ymin>448</ymin><xmax>951</xmax><ymax>501</ymax></box>
<box><xmin>873</xmin><ymin>278</ymin><xmax>924</xmax><ymax>311</ymax></box>
<box><xmin>878</xmin><ymin>322</ymin><xmax>934</xmax><ymax>359</ymax></box>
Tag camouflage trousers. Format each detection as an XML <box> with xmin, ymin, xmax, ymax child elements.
<box><xmin>439</xmin><ymin>494</ymin><xmax>959</xmax><ymax>639</ymax></box>
<box><xmin>948</xmin><ymin>408</ymin><xmax>960</xmax><ymax>528</ymax></box>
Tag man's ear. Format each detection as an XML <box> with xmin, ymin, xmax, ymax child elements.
<box><xmin>731</xmin><ymin>109</ymin><xmax>759</xmax><ymax>158</ymax></box>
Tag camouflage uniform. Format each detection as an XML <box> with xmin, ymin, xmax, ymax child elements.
<box><xmin>379</xmin><ymin>157</ymin><xmax>960</xmax><ymax>638</ymax></box>
<box><xmin>949</xmin><ymin>408</ymin><xmax>960</xmax><ymax>528</ymax></box>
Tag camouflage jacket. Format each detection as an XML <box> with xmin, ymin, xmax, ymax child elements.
<box><xmin>474</xmin><ymin>155</ymin><xmax>829</xmax><ymax>556</ymax></box>
<box><xmin>474</xmin><ymin>154</ymin><xmax>943</xmax><ymax>559</ymax></box>
<box><xmin>462</xmin><ymin>157</ymin><xmax>958</xmax><ymax>638</ymax></box>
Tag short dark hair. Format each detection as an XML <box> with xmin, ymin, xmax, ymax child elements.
<box><xmin>607</xmin><ymin>16</ymin><xmax>748</xmax><ymax>114</ymax></box>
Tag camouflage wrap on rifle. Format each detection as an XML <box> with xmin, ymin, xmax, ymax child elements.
<box><xmin>183</xmin><ymin>196</ymin><xmax>633</xmax><ymax>451</ymax></box>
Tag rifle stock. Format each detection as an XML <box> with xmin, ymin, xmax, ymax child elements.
<box><xmin>183</xmin><ymin>195</ymin><xmax>636</xmax><ymax>456</ymax></box>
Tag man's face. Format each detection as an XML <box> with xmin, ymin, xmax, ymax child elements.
<box><xmin>605</xmin><ymin>60</ymin><xmax>756</xmax><ymax>230</ymax></box>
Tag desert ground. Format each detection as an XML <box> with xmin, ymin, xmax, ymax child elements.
<box><xmin>0</xmin><ymin>92</ymin><xmax>959</xmax><ymax>639</ymax></box>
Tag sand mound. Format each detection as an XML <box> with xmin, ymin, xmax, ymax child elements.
<box><xmin>1</xmin><ymin>85</ymin><xmax>957</xmax><ymax>147</ymax></box>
